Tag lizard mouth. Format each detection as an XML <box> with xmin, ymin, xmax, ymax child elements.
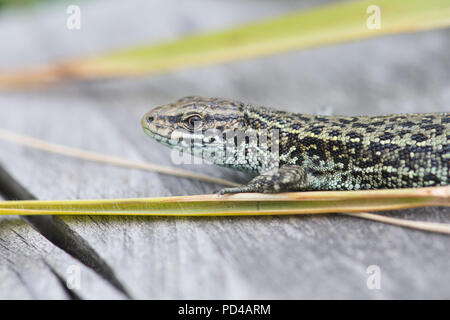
<box><xmin>141</xmin><ymin>112</ymin><xmax>178</xmax><ymax>147</ymax></box>
<box><xmin>142</xmin><ymin>126</ymin><xmax>175</xmax><ymax>148</ymax></box>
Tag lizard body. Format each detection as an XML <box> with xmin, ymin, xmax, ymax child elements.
<box><xmin>142</xmin><ymin>96</ymin><xmax>449</xmax><ymax>193</ymax></box>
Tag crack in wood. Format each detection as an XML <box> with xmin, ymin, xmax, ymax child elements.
<box><xmin>7</xmin><ymin>263</ymin><xmax>38</xmax><ymax>299</ymax></box>
<box><xmin>0</xmin><ymin>163</ymin><xmax>132</xmax><ymax>299</ymax></box>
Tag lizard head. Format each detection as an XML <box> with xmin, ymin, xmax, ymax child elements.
<box><xmin>141</xmin><ymin>96</ymin><xmax>248</xmax><ymax>164</ymax></box>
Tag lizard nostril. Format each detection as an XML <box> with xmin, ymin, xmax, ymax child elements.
<box><xmin>147</xmin><ymin>116</ymin><xmax>154</xmax><ymax>123</ymax></box>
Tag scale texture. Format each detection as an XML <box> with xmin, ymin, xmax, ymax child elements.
<box><xmin>143</xmin><ymin>96</ymin><xmax>449</xmax><ymax>192</ymax></box>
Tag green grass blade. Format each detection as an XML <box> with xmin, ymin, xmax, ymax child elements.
<box><xmin>1</xmin><ymin>0</ymin><xmax>449</xmax><ymax>85</ymax></box>
<box><xmin>85</xmin><ymin>0</ymin><xmax>448</xmax><ymax>76</ymax></box>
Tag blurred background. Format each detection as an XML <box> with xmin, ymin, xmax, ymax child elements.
<box><xmin>0</xmin><ymin>0</ymin><xmax>449</xmax><ymax>299</ymax></box>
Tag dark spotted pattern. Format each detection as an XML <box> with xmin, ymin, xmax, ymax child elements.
<box><xmin>142</xmin><ymin>96</ymin><xmax>449</xmax><ymax>193</ymax></box>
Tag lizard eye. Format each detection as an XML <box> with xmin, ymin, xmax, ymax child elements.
<box><xmin>184</xmin><ymin>114</ymin><xmax>202</xmax><ymax>130</ymax></box>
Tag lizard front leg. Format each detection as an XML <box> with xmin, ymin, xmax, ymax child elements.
<box><xmin>218</xmin><ymin>165</ymin><xmax>308</xmax><ymax>194</ymax></box>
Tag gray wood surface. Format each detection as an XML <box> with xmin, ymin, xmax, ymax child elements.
<box><xmin>0</xmin><ymin>0</ymin><xmax>449</xmax><ymax>299</ymax></box>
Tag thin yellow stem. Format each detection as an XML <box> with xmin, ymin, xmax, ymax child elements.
<box><xmin>0</xmin><ymin>129</ymin><xmax>239</xmax><ymax>187</ymax></box>
<box><xmin>341</xmin><ymin>212</ymin><xmax>450</xmax><ymax>235</ymax></box>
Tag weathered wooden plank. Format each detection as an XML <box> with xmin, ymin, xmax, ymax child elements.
<box><xmin>0</xmin><ymin>0</ymin><xmax>449</xmax><ymax>299</ymax></box>
<box><xmin>0</xmin><ymin>211</ymin><xmax>125</xmax><ymax>299</ymax></box>
<box><xmin>0</xmin><ymin>168</ymin><xmax>125</xmax><ymax>299</ymax></box>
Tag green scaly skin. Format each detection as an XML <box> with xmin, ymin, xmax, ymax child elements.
<box><xmin>141</xmin><ymin>96</ymin><xmax>449</xmax><ymax>194</ymax></box>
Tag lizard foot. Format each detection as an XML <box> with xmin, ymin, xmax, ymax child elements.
<box><xmin>218</xmin><ymin>165</ymin><xmax>308</xmax><ymax>194</ymax></box>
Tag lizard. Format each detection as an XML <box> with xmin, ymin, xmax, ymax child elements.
<box><xmin>141</xmin><ymin>96</ymin><xmax>449</xmax><ymax>194</ymax></box>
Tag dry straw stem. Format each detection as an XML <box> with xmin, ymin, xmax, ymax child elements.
<box><xmin>342</xmin><ymin>212</ymin><xmax>450</xmax><ymax>235</ymax></box>
<box><xmin>0</xmin><ymin>186</ymin><xmax>449</xmax><ymax>234</ymax></box>
<box><xmin>0</xmin><ymin>186</ymin><xmax>448</xmax><ymax>216</ymax></box>
<box><xmin>0</xmin><ymin>128</ymin><xmax>238</xmax><ymax>187</ymax></box>
<box><xmin>0</xmin><ymin>0</ymin><xmax>449</xmax><ymax>87</ymax></box>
